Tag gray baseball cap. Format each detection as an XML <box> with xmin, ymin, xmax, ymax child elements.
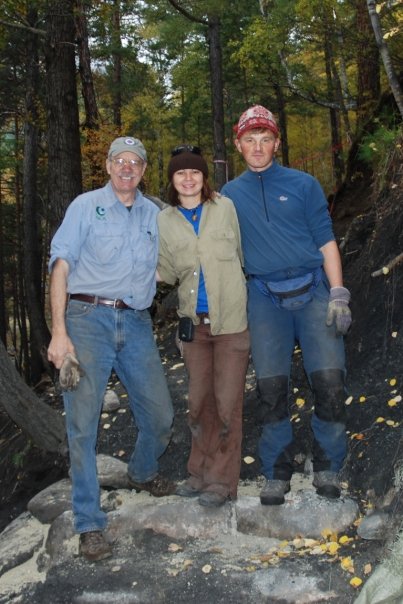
<box><xmin>108</xmin><ymin>136</ymin><xmax>147</xmax><ymax>162</ymax></box>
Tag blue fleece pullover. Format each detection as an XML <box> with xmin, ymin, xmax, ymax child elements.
<box><xmin>221</xmin><ymin>161</ymin><xmax>335</xmax><ymax>278</ymax></box>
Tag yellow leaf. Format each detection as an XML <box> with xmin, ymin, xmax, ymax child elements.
<box><xmin>359</xmin><ymin>396</ymin><xmax>366</xmax><ymax>403</ymax></box>
<box><xmin>386</xmin><ymin>419</ymin><xmax>396</xmax><ymax>426</ymax></box>
<box><xmin>382</xmin><ymin>267</ymin><xmax>389</xmax><ymax>275</ymax></box>
<box><xmin>350</xmin><ymin>577</ymin><xmax>363</xmax><ymax>588</ymax></box>
<box><xmin>388</xmin><ymin>399</ymin><xmax>397</xmax><ymax>407</ymax></box>
<box><xmin>341</xmin><ymin>556</ymin><xmax>354</xmax><ymax>570</ymax></box>
<box><xmin>296</xmin><ymin>398</ymin><xmax>305</xmax><ymax>408</ymax></box>
<box><xmin>389</xmin><ymin>378</ymin><xmax>397</xmax><ymax>386</ymax></box>
<box><xmin>339</xmin><ymin>535</ymin><xmax>352</xmax><ymax>544</ymax></box>
<box><xmin>327</xmin><ymin>542</ymin><xmax>340</xmax><ymax>555</ymax></box>
<box><xmin>375</xmin><ymin>4</ymin><xmax>382</xmax><ymax>13</ymax></box>
<box><xmin>375</xmin><ymin>417</ymin><xmax>385</xmax><ymax>423</ymax></box>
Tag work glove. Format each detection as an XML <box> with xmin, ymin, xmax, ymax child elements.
<box><xmin>326</xmin><ymin>287</ymin><xmax>352</xmax><ymax>335</ymax></box>
<box><xmin>59</xmin><ymin>353</ymin><xmax>84</xmax><ymax>391</ymax></box>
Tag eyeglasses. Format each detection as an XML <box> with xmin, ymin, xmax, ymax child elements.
<box><xmin>110</xmin><ymin>157</ymin><xmax>144</xmax><ymax>168</ymax></box>
<box><xmin>171</xmin><ymin>145</ymin><xmax>202</xmax><ymax>157</ymax></box>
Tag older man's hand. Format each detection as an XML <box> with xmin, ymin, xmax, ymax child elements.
<box><xmin>59</xmin><ymin>353</ymin><xmax>84</xmax><ymax>390</ymax></box>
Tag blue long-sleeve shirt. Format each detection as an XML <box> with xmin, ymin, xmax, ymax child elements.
<box><xmin>221</xmin><ymin>161</ymin><xmax>334</xmax><ymax>278</ymax></box>
<box><xmin>49</xmin><ymin>182</ymin><xmax>159</xmax><ymax>309</ymax></box>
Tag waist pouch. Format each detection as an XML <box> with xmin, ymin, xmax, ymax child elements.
<box><xmin>256</xmin><ymin>267</ymin><xmax>322</xmax><ymax>310</ymax></box>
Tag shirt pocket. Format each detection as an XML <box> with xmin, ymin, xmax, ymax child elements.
<box><xmin>137</xmin><ymin>224</ymin><xmax>157</xmax><ymax>267</ymax></box>
<box><xmin>209</xmin><ymin>228</ymin><xmax>237</xmax><ymax>261</ymax></box>
<box><xmin>168</xmin><ymin>238</ymin><xmax>195</xmax><ymax>272</ymax></box>
<box><xmin>89</xmin><ymin>222</ymin><xmax>124</xmax><ymax>265</ymax></box>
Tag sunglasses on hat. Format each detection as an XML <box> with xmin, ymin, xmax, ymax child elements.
<box><xmin>171</xmin><ymin>145</ymin><xmax>202</xmax><ymax>157</ymax></box>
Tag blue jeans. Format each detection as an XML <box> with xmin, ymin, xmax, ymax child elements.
<box><xmin>248</xmin><ymin>277</ymin><xmax>347</xmax><ymax>480</ymax></box>
<box><xmin>63</xmin><ymin>300</ymin><xmax>173</xmax><ymax>533</ymax></box>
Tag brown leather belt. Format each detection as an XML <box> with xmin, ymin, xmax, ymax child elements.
<box><xmin>196</xmin><ymin>312</ymin><xmax>210</xmax><ymax>325</ymax></box>
<box><xmin>69</xmin><ymin>293</ymin><xmax>131</xmax><ymax>310</ymax></box>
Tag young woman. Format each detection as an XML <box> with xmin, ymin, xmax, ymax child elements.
<box><xmin>157</xmin><ymin>146</ymin><xmax>250</xmax><ymax>507</ymax></box>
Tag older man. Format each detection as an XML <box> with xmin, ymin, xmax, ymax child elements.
<box><xmin>48</xmin><ymin>136</ymin><xmax>174</xmax><ymax>561</ymax></box>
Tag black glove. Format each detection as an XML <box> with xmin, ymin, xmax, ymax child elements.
<box><xmin>59</xmin><ymin>353</ymin><xmax>84</xmax><ymax>390</ymax></box>
<box><xmin>326</xmin><ymin>287</ymin><xmax>352</xmax><ymax>335</ymax></box>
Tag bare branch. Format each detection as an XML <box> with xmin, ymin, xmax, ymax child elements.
<box><xmin>167</xmin><ymin>0</ymin><xmax>208</xmax><ymax>26</ymax></box>
<box><xmin>371</xmin><ymin>252</ymin><xmax>403</xmax><ymax>277</ymax></box>
<box><xmin>0</xmin><ymin>17</ymin><xmax>46</xmax><ymax>36</ymax></box>
<box><xmin>278</xmin><ymin>50</ymin><xmax>356</xmax><ymax>111</ymax></box>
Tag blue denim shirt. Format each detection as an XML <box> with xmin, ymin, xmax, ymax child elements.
<box><xmin>49</xmin><ymin>182</ymin><xmax>159</xmax><ymax>309</ymax></box>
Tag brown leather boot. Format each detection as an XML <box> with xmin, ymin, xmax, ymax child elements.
<box><xmin>79</xmin><ymin>531</ymin><xmax>112</xmax><ymax>562</ymax></box>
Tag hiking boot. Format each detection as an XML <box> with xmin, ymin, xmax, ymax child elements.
<box><xmin>260</xmin><ymin>479</ymin><xmax>291</xmax><ymax>505</ymax></box>
<box><xmin>176</xmin><ymin>480</ymin><xmax>201</xmax><ymax>498</ymax></box>
<box><xmin>198</xmin><ymin>491</ymin><xmax>229</xmax><ymax>508</ymax></box>
<box><xmin>313</xmin><ymin>471</ymin><xmax>341</xmax><ymax>499</ymax></box>
<box><xmin>128</xmin><ymin>474</ymin><xmax>176</xmax><ymax>497</ymax></box>
<box><xmin>79</xmin><ymin>531</ymin><xmax>112</xmax><ymax>562</ymax></box>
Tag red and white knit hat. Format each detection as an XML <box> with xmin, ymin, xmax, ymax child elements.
<box><xmin>234</xmin><ymin>105</ymin><xmax>279</xmax><ymax>139</ymax></box>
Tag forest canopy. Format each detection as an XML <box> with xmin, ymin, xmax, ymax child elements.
<box><xmin>0</xmin><ymin>0</ymin><xmax>402</xmax><ymax>383</ymax></box>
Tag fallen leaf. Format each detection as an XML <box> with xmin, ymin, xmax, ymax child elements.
<box><xmin>391</xmin><ymin>331</ymin><xmax>397</xmax><ymax>338</ymax></box>
<box><xmin>202</xmin><ymin>564</ymin><xmax>212</xmax><ymax>574</ymax></box>
<box><xmin>359</xmin><ymin>396</ymin><xmax>366</xmax><ymax>403</ymax></box>
<box><xmin>327</xmin><ymin>542</ymin><xmax>340</xmax><ymax>555</ymax></box>
<box><xmin>350</xmin><ymin>577</ymin><xmax>363</xmax><ymax>588</ymax></box>
<box><xmin>243</xmin><ymin>456</ymin><xmax>255</xmax><ymax>465</ymax></box>
<box><xmin>341</xmin><ymin>556</ymin><xmax>354</xmax><ymax>571</ymax></box>
<box><xmin>339</xmin><ymin>535</ymin><xmax>352</xmax><ymax>544</ymax></box>
<box><xmin>382</xmin><ymin>267</ymin><xmax>389</xmax><ymax>275</ymax></box>
<box><xmin>295</xmin><ymin>398</ymin><xmax>305</xmax><ymax>408</ymax></box>
<box><xmin>389</xmin><ymin>378</ymin><xmax>397</xmax><ymax>386</ymax></box>
<box><xmin>103</xmin><ymin>423</ymin><xmax>111</xmax><ymax>430</ymax></box>
<box><xmin>364</xmin><ymin>563</ymin><xmax>372</xmax><ymax>575</ymax></box>
<box><xmin>111</xmin><ymin>565</ymin><xmax>121</xmax><ymax>572</ymax></box>
<box><xmin>168</xmin><ymin>543</ymin><xmax>183</xmax><ymax>553</ymax></box>
<box><xmin>167</xmin><ymin>568</ymin><xmax>180</xmax><ymax>577</ymax></box>
<box><xmin>345</xmin><ymin>396</ymin><xmax>353</xmax><ymax>406</ymax></box>
<box><xmin>375</xmin><ymin>417</ymin><xmax>385</xmax><ymax>423</ymax></box>
<box><xmin>388</xmin><ymin>398</ymin><xmax>397</xmax><ymax>407</ymax></box>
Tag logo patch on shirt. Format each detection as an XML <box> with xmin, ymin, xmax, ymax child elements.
<box><xmin>96</xmin><ymin>206</ymin><xmax>106</xmax><ymax>219</ymax></box>
<box><xmin>279</xmin><ymin>196</ymin><xmax>288</xmax><ymax>202</ymax></box>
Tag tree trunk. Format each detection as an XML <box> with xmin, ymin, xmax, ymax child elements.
<box><xmin>0</xmin><ymin>340</ymin><xmax>66</xmax><ymax>453</ymax></box>
<box><xmin>23</xmin><ymin>6</ymin><xmax>52</xmax><ymax>384</ymax></box>
<box><xmin>0</xmin><ymin>186</ymin><xmax>6</xmax><ymax>346</ymax></box>
<box><xmin>355</xmin><ymin>0</ymin><xmax>380</xmax><ymax>129</ymax></box>
<box><xmin>273</xmin><ymin>83</ymin><xmax>289</xmax><ymax>167</ymax></box>
<box><xmin>367</xmin><ymin>0</ymin><xmax>403</xmax><ymax>120</ymax></box>
<box><xmin>75</xmin><ymin>0</ymin><xmax>100</xmax><ymax>130</ymax></box>
<box><xmin>111</xmin><ymin>0</ymin><xmax>122</xmax><ymax>129</ymax></box>
<box><xmin>207</xmin><ymin>16</ymin><xmax>227</xmax><ymax>189</ymax></box>
<box><xmin>44</xmin><ymin>0</ymin><xmax>82</xmax><ymax>235</ymax></box>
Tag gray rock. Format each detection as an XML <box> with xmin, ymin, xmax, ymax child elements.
<box><xmin>0</xmin><ymin>512</ymin><xmax>44</xmax><ymax>576</ymax></box>
<box><xmin>252</xmin><ymin>567</ymin><xmax>338</xmax><ymax>602</ymax></box>
<box><xmin>357</xmin><ymin>510</ymin><xmax>391</xmax><ymax>540</ymax></box>
<box><xmin>27</xmin><ymin>478</ymin><xmax>72</xmax><ymax>524</ymax></box>
<box><xmin>235</xmin><ymin>491</ymin><xmax>359</xmax><ymax>539</ymax></box>
<box><xmin>44</xmin><ymin>510</ymin><xmax>76</xmax><ymax>567</ymax></box>
<box><xmin>96</xmin><ymin>454</ymin><xmax>130</xmax><ymax>489</ymax></box>
<box><xmin>102</xmin><ymin>389</ymin><xmax>120</xmax><ymax>412</ymax></box>
<box><xmin>108</xmin><ymin>496</ymin><xmax>233</xmax><ymax>540</ymax></box>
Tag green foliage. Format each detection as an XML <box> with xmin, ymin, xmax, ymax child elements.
<box><xmin>358</xmin><ymin>123</ymin><xmax>402</xmax><ymax>174</ymax></box>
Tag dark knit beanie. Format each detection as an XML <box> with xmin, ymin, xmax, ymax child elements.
<box><xmin>167</xmin><ymin>151</ymin><xmax>209</xmax><ymax>180</ymax></box>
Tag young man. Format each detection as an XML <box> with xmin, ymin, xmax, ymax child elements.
<box><xmin>222</xmin><ymin>105</ymin><xmax>351</xmax><ymax>506</ymax></box>
<box><xmin>48</xmin><ymin>136</ymin><xmax>174</xmax><ymax>561</ymax></box>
